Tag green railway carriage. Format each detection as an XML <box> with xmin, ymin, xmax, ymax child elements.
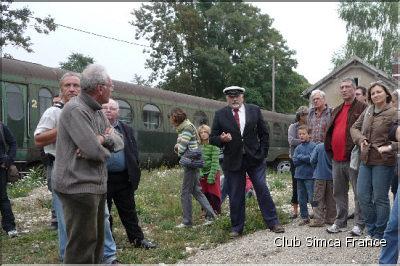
<box><xmin>1</xmin><ymin>58</ymin><xmax>294</xmax><ymax>172</ymax></box>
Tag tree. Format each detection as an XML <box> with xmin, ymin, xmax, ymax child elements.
<box><xmin>1</xmin><ymin>1</ymin><xmax>56</xmax><ymax>53</ymax></box>
<box><xmin>132</xmin><ymin>1</ymin><xmax>309</xmax><ymax>113</ymax></box>
<box><xmin>59</xmin><ymin>53</ymin><xmax>94</xmax><ymax>73</ymax></box>
<box><xmin>332</xmin><ymin>2</ymin><xmax>399</xmax><ymax>74</ymax></box>
<box><xmin>132</xmin><ymin>74</ymin><xmax>152</xmax><ymax>87</ymax></box>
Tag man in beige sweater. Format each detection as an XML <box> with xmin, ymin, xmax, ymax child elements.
<box><xmin>52</xmin><ymin>64</ymin><xmax>123</xmax><ymax>264</ymax></box>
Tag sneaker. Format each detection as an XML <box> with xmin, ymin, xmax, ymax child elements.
<box><xmin>298</xmin><ymin>219</ymin><xmax>310</xmax><ymax>226</ymax></box>
<box><xmin>350</xmin><ymin>225</ymin><xmax>363</xmax><ymax>236</ymax></box>
<box><xmin>175</xmin><ymin>223</ymin><xmax>191</xmax><ymax>228</ymax></box>
<box><xmin>326</xmin><ymin>224</ymin><xmax>342</xmax><ymax>234</ymax></box>
<box><xmin>7</xmin><ymin>229</ymin><xmax>18</xmax><ymax>238</ymax></box>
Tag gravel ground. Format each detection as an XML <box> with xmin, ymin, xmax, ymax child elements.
<box><xmin>13</xmin><ymin>186</ymin><xmax>52</xmax><ymax>233</ymax></box>
<box><xmin>181</xmin><ymin>190</ymin><xmax>385</xmax><ymax>264</ymax></box>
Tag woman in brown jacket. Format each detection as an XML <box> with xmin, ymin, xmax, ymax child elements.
<box><xmin>350</xmin><ymin>81</ymin><xmax>396</xmax><ymax>239</ymax></box>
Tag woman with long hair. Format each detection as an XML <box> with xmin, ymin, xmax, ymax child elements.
<box><xmin>169</xmin><ymin>108</ymin><xmax>216</xmax><ymax>228</ymax></box>
<box><xmin>350</xmin><ymin>81</ymin><xmax>396</xmax><ymax>239</ymax></box>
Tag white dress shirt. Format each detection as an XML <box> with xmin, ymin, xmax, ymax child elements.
<box><xmin>232</xmin><ymin>104</ymin><xmax>246</xmax><ymax>136</ymax></box>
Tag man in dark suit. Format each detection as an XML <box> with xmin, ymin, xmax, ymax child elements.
<box><xmin>102</xmin><ymin>99</ymin><xmax>156</xmax><ymax>249</ymax></box>
<box><xmin>210</xmin><ymin>86</ymin><xmax>284</xmax><ymax>237</ymax></box>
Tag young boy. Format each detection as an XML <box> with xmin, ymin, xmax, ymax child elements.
<box><xmin>309</xmin><ymin>142</ymin><xmax>336</xmax><ymax>227</ymax></box>
<box><xmin>293</xmin><ymin>125</ymin><xmax>316</xmax><ymax>225</ymax></box>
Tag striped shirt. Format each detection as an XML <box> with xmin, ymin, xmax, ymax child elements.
<box><xmin>176</xmin><ymin>119</ymin><xmax>198</xmax><ymax>157</ymax></box>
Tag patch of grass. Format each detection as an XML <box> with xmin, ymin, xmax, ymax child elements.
<box><xmin>7</xmin><ymin>166</ymin><xmax>46</xmax><ymax>198</ymax></box>
<box><xmin>2</xmin><ymin>166</ymin><xmax>292</xmax><ymax>264</ymax></box>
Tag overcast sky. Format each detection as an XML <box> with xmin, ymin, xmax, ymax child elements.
<box><xmin>3</xmin><ymin>2</ymin><xmax>347</xmax><ymax>85</ymax></box>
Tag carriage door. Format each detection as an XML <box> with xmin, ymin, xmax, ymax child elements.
<box><xmin>2</xmin><ymin>82</ymin><xmax>28</xmax><ymax>160</ymax></box>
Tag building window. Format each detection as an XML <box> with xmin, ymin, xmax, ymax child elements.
<box><xmin>143</xmin><ymin>104</ymin><xmax>161</xmax><ymax>130</ymax></box>
<box><xmin>117</xmin><ymin>99</ymin><xmax>133</xmax><ymax>125</ymax></box>
<box><xmin>354</xmin><ymin>77</ymin><xmax>359</xmax><ymax>86</ymax></box>
<box><xmin>193</xmin><ymin>111</ymin><xmax>209</xmax><ymax>127</ymax></box>
<box><xmin>39</xmin><ymin>88</ymin><xmax>53</xmax><ymax>117</ymax></box>
<box><xmin>6</xmin><ymin>83</ymin><xmax>24</xmax><ymax>121</ymax></box>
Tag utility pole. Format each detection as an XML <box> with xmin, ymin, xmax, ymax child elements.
<box><xmin>272</xmin><ymin>56</ymin><xmax>275</xmax><ymax>112</ymax></box>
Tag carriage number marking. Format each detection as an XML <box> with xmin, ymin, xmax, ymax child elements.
<box><xmin>31</xmin><ymin>99</ymin><xmax>38</xmax><ymax>108</ymax></box>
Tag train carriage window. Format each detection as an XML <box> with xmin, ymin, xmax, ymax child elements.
<box><xmin>39</xmin><ymin>88</ymin><xmax>53</xmax><ymax>116</ymax></box>
<box><xmin>143</xmin><ymin>104</ymin><xmax>161</xmax><ymax>130</ymax></box>
<box><xmin>117</xmin><ymin>99</ymin><xmax>133</xmax><ymax>125</ymax></box>
<box><xmin>193</xmin><ymin>111</ymin><xmax>209</xmax><ymax>127</ymax></box>
<box><xmin>6</xmin><ymin>83</ymin><xmax>24</xmax><ymax>120</ymax></box>
<box><xmin>273</xmin><ymin>122</ymin><xmax>282</xmax><ymax>140</ymax></box>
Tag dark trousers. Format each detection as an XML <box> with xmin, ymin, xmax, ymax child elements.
<box><xmin>0</xmin><ymin>168</ymin><xmax>16</xmax><ymax>232</ymax></box>
<box><xmin>57</xmin><ymin>192</ymin><xmax>106</xmax><ymax>264</ymax></box>
<box><xmin>224</xmin><ymin>158</ymin><xmax>279</xmax><ymax>233</ymax></box>
<box><xmin>107</xmin><ymin>171</ymin><xmax>143</xmax><ymax>243</ymax></box>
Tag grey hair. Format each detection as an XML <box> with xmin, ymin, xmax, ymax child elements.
<box><xmin>107</xmin><ymin>98</ymin><xmax>119</xmax><ymax>109</ymax></box>
<box><xmin>59</xmin><ymin>72</ymin><xmax>81</xmax><ymax>88</ymax></box>
<box><xmin>80</xmin><ymin>64</ymin><xmax>110</xmax><ymax>93</ymax></box>
<box><xmin>310</xmin><ymin>89</ymin><xmax>326</xmax><ymax>101</ymax></box>
<box><xmin>341</xmin><ymin>77</ymin><xmax>357</xmax><ymax>88</ymax></box>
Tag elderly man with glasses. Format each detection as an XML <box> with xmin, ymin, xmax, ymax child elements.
<box><xmin>307</xmin><ymin>89</ymin><xmax>332</xmax><ymax>143</ymax></box>
<box><xmin>52</xmin><ymin>64</ymin><xmax>123</xmax><ymax>264</ymax></box>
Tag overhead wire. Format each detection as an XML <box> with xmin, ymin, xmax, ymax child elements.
<box><xmin>27</xmin><ymin>14</ymin><xmax>150</xmax><ymax>48</ymax></box>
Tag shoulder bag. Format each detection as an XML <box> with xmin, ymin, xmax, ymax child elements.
<box><xmin>178</xmin><ymin>123</ymin><xmax>205</xmax><ymax>169</ymax></box>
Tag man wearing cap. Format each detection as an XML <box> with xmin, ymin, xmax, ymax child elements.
<box><xmin>210</xmin><ymin>86</ymin><xmax>285</xmax><ymax>237</ymax></box>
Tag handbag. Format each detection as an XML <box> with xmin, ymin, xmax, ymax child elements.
<box><xmin>349</xmin><ymin>145</ymin><xmax>360</xmax><ymax>170</ymax></box>
<box><xmin>179</xmin><ymin>148</ymin><xmax>205</xmax><ymax>169</ymax></box>
<box><xmin>0</xmin><ymin>123</ymin><xmax>20</xmax><ymax>183</ymax></box>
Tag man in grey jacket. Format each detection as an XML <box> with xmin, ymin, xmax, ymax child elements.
<box><xmin>52</xmin><ymin>64</ymin><xmax>123</xmax><ymax>264</ymax></box>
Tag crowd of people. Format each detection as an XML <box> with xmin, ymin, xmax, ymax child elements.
<box><xmin>0</xmin><ymin>65</ymin><xmax>398</xmax><ymax>264</ymax></box>
<box><xmin>288</xmin><ymin>78</ymin><xmax>399</xmax><ymax>264</ymax></box>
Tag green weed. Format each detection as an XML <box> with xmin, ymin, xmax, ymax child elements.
<box><xmin>7</xmin><ymin>166</ymin><xmax>46</xmax><ymax>198</ymax></box>
<box><xmin>2</xmin><ymin>166</ymin><xmax>292</xmax><ymax>264</ymax></box>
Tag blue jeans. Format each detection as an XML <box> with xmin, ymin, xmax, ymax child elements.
<box><xmin>297</xmin><ymin>179</ymin><xmax>314</xmax><ymax>219</ymax></box>
<box><xmin>53</xmin><ymin>192</ymin><xmax>116</xmax><ymax>263</ymax></box>
<box><xmin>379</xmin><ymin>184</ymin><xmax>399</xmax><ymax>264</ymax></box>
<box><xmin>357</xmin><ymin>163</ymin><xmax>394</xmax><ymax>239</ymax></box>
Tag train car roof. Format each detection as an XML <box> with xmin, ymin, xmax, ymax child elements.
<box><xmin>1</xmin><ymin>57</ymin><xmax>294</xmax><ymax>120</ymax></box>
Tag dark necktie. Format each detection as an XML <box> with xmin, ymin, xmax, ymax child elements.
<box><xmin>233</xmin><ymin>109</ymin><xmax>240</xmax><ymax>129</ymax></box>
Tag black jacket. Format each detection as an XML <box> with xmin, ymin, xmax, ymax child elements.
<box><xmin>111</xmin><ymin>121</ymin><xmax>141</xmax><ymax>191</ymax></box>
<box><xmin>210</xmin><ymin>104</ymin><xmax>269</xmax><ymax>171</ymax></box>
<box><xmin>0</xmin><ymin>122</ymin><xmax>16</xmax><ymax>167</ymax></box>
